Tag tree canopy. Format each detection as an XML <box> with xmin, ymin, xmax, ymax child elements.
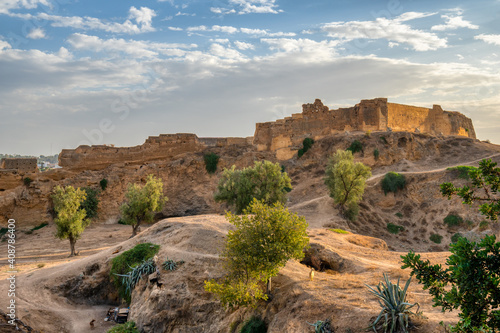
<box><xmin>204</xmin><ymin>199</ymin><xmax>309</xmax><ymax>308</ymax></box>
<box><xmin>120</xmin><ymin>174</ymin><xmax>167</xmax><ymax>236</ymax></box>
<box><xmin>214</xmin><ymin>160</ymin><xmax>292</xmax><ymax>214</ymax></box>
<box><xmin>51</xmin><ymin>185</ymin><xmax>90</xmax><ymax>256</ymax></box>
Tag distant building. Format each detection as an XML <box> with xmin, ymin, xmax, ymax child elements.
<box><xmin>1</xmin><ymin>158</ymin><xmax>38</xmax><ymax>172</ymax></box>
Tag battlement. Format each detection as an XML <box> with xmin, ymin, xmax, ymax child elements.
<box><xmin>0</xmin><ymin>158</ymin><xmax>38</xmax><ymax>173</ymax></box>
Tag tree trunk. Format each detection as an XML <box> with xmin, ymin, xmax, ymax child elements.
<box><xmin>69</xmin><ymin>235</ymin><xmax>77</xmax><ymax>257</ymax></box>
<box><xmin>131</xmin><ymin>220</ymin><xmax>141</xmax><ymax>237</ymax></box>
<box><xmin>266</xmin><ymin>277</ymin><xmax>272</xmax><ymax>294</ymax></box>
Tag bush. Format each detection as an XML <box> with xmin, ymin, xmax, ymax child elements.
<box><xmin>447</xmin><ymin>166</ymin><xmax>477</xmax><ymax>180</ymax></box>
<box><xmin>346</xmin><ymin>140</ymin><xmax>363</xmax><ymax>154</ymax></box>
<box><xmin>395</xmin><ymin>212</ymin><xmax>403</xmax><ymax>218</ymax></box>
<box><xmin>387</xmin><ymin>223</ymin><xmax>404</xmax><ymax>234</ymax></box>
<box><xmin>308</xmin><ymin>319</ymin><xmax>333</xmax><ymax>333</ymax></box>
<box><xmin>30</xmin><ymin>222</ymin><xmax>48</xmax><ymax>232</ymax></box>
<box><xmin>451</xmin><ymin>233</ymin><xmax>462</xmax><ymax>243</ymax></box>
<box><xmin>204</xmin><ymin>152</ymin><xmax>220</xmax><ymax>174</ymax></box>
<box><xmin>444</xmin><ymin>214</ymin><xmax>463</xmax><ymax>227</ymax></box>
<box><xmin>162</xmin><ymin>258</ymin><xmax>184</xmax><ymax>271</ymax></box>
<box><xmin>100</xmin><ymin>178</ymin><xmax>108</xmax><ymax>191</ymax></box>
<box><xmin>214</xmin><ymin>160</ymin><xmax>291</xmax><ymax>214</ymax></box>
<box><xmin>380</xmin><ymin>136</ymin><xmax>388</xmax><ymax>144</ymax></box>
<box><xmin>381</xmin><ymin>172</ymin><xmax>406</xmax><ymax>195</ymax></box>
<box><xmin>81</xmin><ymin>187</ymin><xmax>99</xmax><ymax>220</ymax></box>
<box><xmin>365</xmin><ymin>130</ymin><xmax>371</xmax><ymax>137</ymax></box>
<box><xmin>110</xmin><ymin>243</ymin><xmax>160</xmax><ymax>303</ymax></box>
<box><xmin>115</xmin><ymin>259</ymin><xmax>156</xmax><ymax>299</ymax></box>
<box><xmin>298</xmin><ymin>138</ymin><xmax>314</xmax><ymax>158</ymax></box>
<box><xmin>330</xmin><ymin>228</ymin><xmax>349</xmax><ymax>234</ymax></box>
<box><xmin>479</xmin><ymin>220</ymin><xmax>489</xmax><ymax>231</ymax></box>
<box><xmin>107</xmin><ymin>321</ymin><xmax>139</xmax><ymax>333</ymax></box>
<box><xmin>240</xmin><ymin>316</ymin><xmax>267</xmax><ymax>333</ymax></box>
<box><xmin>373</xmin><ymin>148</ymin><xmax>379</xmax><ymax>160</ymax></box>
<box><xmin>23</xmin><ymin>177</ymin><xmax>32</xmax><ymax>186</ymax></box>
<box><xmin>366</xmin><ymin>274</ymin><xmax>419</xmax><ymax>333</ymax></box>
<box><xmin>430</xmin><ymin>233</ymin><xmax>443</xmax><ymax>244</ymax></box>
<box><xmin>345</xmin><ymin>202</ymin><xmax>359</xmax><ymax>221</ymax></box>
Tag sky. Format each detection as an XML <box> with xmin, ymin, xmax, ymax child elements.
<box><xmin>1</xmin><ymin>0</ymin><xmax>500</xmax><ymax>156</ymax></box>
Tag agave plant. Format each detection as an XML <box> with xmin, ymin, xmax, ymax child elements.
<box><xmin>114</xmin><ymin>258</ymin><xmax>157</xmax><ymax>296</ymax></box>
<box><xmin>366</xmin><ymin>274</ymin><xmax>419</xmax><ymax>333</ymax></box>
<box><xmin>307</xmin><ymin>319</ymin><xmax>333</xmax><ymax>333</ymax></box>
<box><xmin>162</xmin><ymin>258</ymin><xmax>185</xmax><ymax>271</ymax></box>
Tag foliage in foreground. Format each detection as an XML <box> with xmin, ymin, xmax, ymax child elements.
<box><xmin>240</xmin><ymin>316</ymin><xmax>267</xmax><ymax>333</ymax></box>
<box><xmin>447</xmin><ymin>165</ymin><xmax>477</xmax><ymax>180</ymax></box>
<box><xmin>204</xmin><ymin>200</ymin><xmax>309</xmax><ymax>308</ymax></box>
<box><xmin>324</xmin><ymin>149</ymin><xmax>371</xmax><ymax>219</ymax></box>
<box><xmin>51</xmin><ymin>185</ymin><xmax>90</xmax><ymax>256</ymax></box>
<box><xmin>214</xmin><ymin>160</ymin><xmax>292</xmax><ymax>214</ymax></box>
<box><xmin>107</xmin><ymin>321</ymin><xmax>139</xmax><ymax>333</ymax></box>
<box><xmin>401</xmin><ymin>235</ymin><xmax>500</xmax><ymax>332</ymax></box>
<box><xmin>366</xmin><ymin>274</ymin><xmax>419</xmax><ymax>333</ymax></box>
<box><xmin>120</xmin><ymin>174</ymin><xmax>167</xmax><ymax>236</ymax></box>
<box><xmin>441</xmin><ymin>159</ymin><xmax>500</xmax><ymax>220</ymax></box>
<box><xmin>381</xmin><ymin>172</ymin><xmax>406</xmax><ymax>195</ymax></box>
<box><xmin>204</xmin><ymin>152</ymin><xmax>220</xmax><ymax>174</ymax></box>
<box><xmin>110</xmin><ymin>243</ymin><xmax>160</xmax><ymax>303</ymax></box>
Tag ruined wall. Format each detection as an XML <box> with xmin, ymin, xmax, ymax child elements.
<box><xmin>254</xmin><ymin>98</ymin><xmax>476</xmax><ymax>159</ymax></box>
<box><xmin>59</xmin><ymin>134</ymin><xmax>253</xmax><ymax>170</ymax></box>
<box><xmin>0</xmin><ymin>158</ymin><xmax>38</xmax><ymax>172</ymax></box>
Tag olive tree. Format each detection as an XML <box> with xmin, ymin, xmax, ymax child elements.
<box><xmin>324</xmin><ymin>149</ymin><xmax>371</xmax><ymax>220</ymax></box>
<box><xmin>204</xmin><ymin>199</ymin><xmax>309</xmax><ymax>308</ymax></box>
<box><xmin>51</xmin><ymin>185</ymin><xmax>90</xmax><ymax>256</ymax></box>
<box><xmin>120</xmin><ymin>174</ymin><xmax>167</xmax><ymax>237</ymax></box>
<box><xmin>214</xmin><ymin>160</ymin><xmax>292</xmax><ymax>214</ymax></box>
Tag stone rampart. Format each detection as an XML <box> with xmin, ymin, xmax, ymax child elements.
<box><xmin>0</xmin><ymin>158</ymin><xmax>38</xmax><ymax>172</ymax></box>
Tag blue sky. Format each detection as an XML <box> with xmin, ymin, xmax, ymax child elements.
<box><xmin>1</xmin><ymin>0</ymin><xmax>500</xmax><ymax>155</ymax></box>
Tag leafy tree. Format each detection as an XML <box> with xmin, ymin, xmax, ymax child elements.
<box><xmin>346</xmin><ymin>140</ymin><xmax>363</xmax><ymax>154</ymax></box>
<box><xmin>381</xmin><ymin>172</ymin><xmax>406</xmax><ymax>195</ymax></box>
<box><xmin>324</xmin><ymin>150</ymin><xmax>371</xmax><ymax>218</ymax></box>
<box><xmin>214</xmin><ymin>161</ymin><xmax>292</xmax><ymax>214</ymax></box>
<box><xmin>80</xmin><ymin>187</ymin><xmax>99</xmax><ymax>220</ymax></box>
<box><xmin>402</xmin><ymin>236</ymin><xmax>500</xmax><ymax>332</ymax></box>
<box><xmin>120</xmin><ymin>174</ymin><xmax>167</xmax><ymax>237</ymax></box>
<box><xmin>441</xmin><ymin>159</ymin><xmax>500</xmax><ymax>220</ymax></box>
<box><xmin>204</xmin><ymin>199</ymin><xmax>309</xmax><ymax>308</ymax></box>
<box><xmin>51</xmin><ymin>185</ymin><xmax>90</xmax><ymax>256</ymax></box>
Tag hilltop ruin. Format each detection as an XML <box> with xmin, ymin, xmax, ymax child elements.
<box><xmin>59</xmin><ymin>98</ymin><xmax>475</xmax><ymax>169</ymax></box>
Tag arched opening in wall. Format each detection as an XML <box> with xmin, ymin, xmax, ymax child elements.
<box><xmin>398</xmin><ymin>137</ymin><xmax>408</xmax><ymax>148</ymax></box>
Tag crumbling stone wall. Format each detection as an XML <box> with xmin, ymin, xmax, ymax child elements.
<box><xmin>253</xmin><ymin>98</ymin><xmax>476</xmax><ymax>159</ymax></box>
<box><xmin>0</xmin><ymin>158</ymin><xmax>38</xmax><ymax>172</ymax></box>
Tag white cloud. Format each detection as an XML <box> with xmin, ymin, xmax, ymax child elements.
<box><xmin>209</xmin><ymin>43</ymin><xmax>246</xmax><ymax>61</ymax></box>
<box><xmin>234</xmin><ymin>41</ymin><xmax>255</xmax><ymax>50</ymax></box>
<box><xmin>0</xmin><ymin>0</ymin><xmax>50</xmax><ymax>14</ymax></box>
<box><xmin>27</xmin><ymin>27</ymin><xmax>46</xmax><ymax>39</ymax></box>
<box><xmin>211</xmin><ymin>38</ymin><xmax>230</xmax><ymax>44</ymax></box>
<box><xmin>475</xmin><ymin>34</ymin><xmax>500</xmax><ymax>46</ymax></box>
<box><xmin>175</xmin><ymin>11</ymin><xmax>195</xmax><ymax>17</ymax></box>
<box><xmin>35</xmin><ymin>6</ymin><xmax>157</xmax><ymax>34</ymax></box>
<box><xmin>240</xmin><ymin>27</ymin><xmax>267</xmax><ymax>35</ymax></box>
<box><xmin>261</xmin><ymin>38</ymin><xmax>339</xmax><ymax>63</ymax></box>
<box><xmin>230</xmin><ymin>0</ymin><xmax>282</xmax><ymax>14</ymax></box>
<box><xmin>322</xmin><ymin>13</ymin><xmax>447</xmax><ymax>51</ymax></box>
<box><xmin>388</xmin><ymin>42</ymin><xmax>399</xmax><ymax>48</ymax></box>
<box><xmin>212</xmin><ymin>25</ymin><xmax>238</xmax><ymax>34</ymax></box>
<box><xmin>168</xmin><ymin>27</ymin><xmax>183</xmax><ymax>31</ymax></box>
<box><xmin>0</xmin><ymin>40</ymin><xmax>12</xmax><ymax>51</ymax></box>
<box><xmin>431</xmin><ymin>14</ymin><xmax>479</xmax><ymax>31</ymax></box>
<box><xmin>210</xmin><ymin>7</ymin><xmax>236</xmax><ymax>15</ymax></box>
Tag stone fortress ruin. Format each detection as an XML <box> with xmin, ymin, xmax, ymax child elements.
<box><xmin>59</xmin><ymin>98</ymin><xmax>476</xmax><ymax>169</ymax></box>
<box><xmin>0</xmin><ymin>158</ymin><xmax>38</xmax><ymax>173</ymax></box>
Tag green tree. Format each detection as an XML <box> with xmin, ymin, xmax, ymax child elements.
<box><xmin>81</xmin><ymin>187</ymin><xmax>99</xmax><ymax>220</ymax></box>
<box><xmin>402</xmin><ymin>236</ymin><xmax>500</xmax><ymax>332</ymax></box>
<box><xmin>214</xmin><ymin>160</ymin><xmax>292</xmax><ymax>214</ymax></box>
<box><xmin>204</xmin><ymin>199</ymin><xmax>309</xmax><ymax>308</ymax></box>
<box><xmin>120</xmin><ymin>174</ymin><xmax>167</xmax><ymax>237</ymax></box>
<box><xmin>324</xmin><ymin>150</ymin><xmax>371</xmax><ymax>218</ymax></box>
<box><xmin>51</xmin><ymin>185</ymin><xmax>90</xmax><ymax>256</ymax></box>
<box><xmin>441</xmin><ymin>159</ymin><xmax>500</xmax><ymax>220</ymax></box>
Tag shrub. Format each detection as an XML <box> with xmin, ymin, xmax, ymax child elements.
<box><xmin>308</xmin><ymin>319</ymin><xmax>333</xmax><ymax>333</ymax></box>
<box><xmin>330</xmin><ymin>228</ymin><xmax>349</xmax><ymax>234</ymax></box>
<box><xmin>215</xmin><ymin>160</ymin><xmax>291</xmax><ymax>214</ymax></box>
<box><xmin>30</xmin><ymin>222</ymin><xmax>48</xmax><ymax>232</ymax></box>
<box><xmin>447</xmin><ymin>165</ymin><xmax>477</xmax><ymax>180</ymax></box>
<box><xmin>298</xmin><ymin>138</ymin><xmax>314</xmax><ymax>158</ymax></box>
<box><xmin>107</xmin><ymin>321</ymin><xmax>139</xmax><ymax>333</ymax></box>
<box><xmin>402</xmin><ymin>236</ymin><xmax>500</xmax><ymax>332</ymax></box>
<box><xmin>395</xmin><ymin>212</ymin><xmax>403</xmax><ymax>218</ymax></box>
<box><xmin>100</xmin><ymin>178</ymin><xmax>108</xmax><ymax>191</ymax></box>
<box><xmin>346</xmin><ymin>140</ymin><xmax>363</xmax><ymax>154</ymax></box>
<box><xmin>444</xmin><ymin>214</ymin><xmax>463</xmax><ymax>227</ymax></box>
<box><xmin>380</xmin><ymin>136</ymin><xmax>388</xmax><ymax>144</ymax></box>
<box><xmin>204</xmin><ymin>152</ymin><xmax>220</xmax><ymax>174</ymax></box>
<box><xmin>240</xmin><ymin>316</ymin><xmax>267</xmax><ymax>333</ymax></box>
<box><xmin>381</xmin><ymin>172</ymin><xmax>406</xmax><ymax>195</ymax></box>
<box><xmin>387</xmin><ymin>223</ymin><xmax>404</xmax><ymax>234</ymax></box>
<box><xmin>81</xmin><ymin>187</ymin><xmax>99</xmax><ymax>220</ymax></box>
<box><xmin>23</xmin><ymin>177</ymin><xmax>32</xmax><ymax>186</ymax></box>
<box><xmin>0</xmin><ymin>227</ymin><xmax>8</xmax><ymax>238</ymax></box>
<box><xmin>345</xmin><ymin>202</ymin><xmax>359</xmax><ymax>221</ymax></box>
<box><xmin>117</xmin><ymin>219</ymin><xmax>127</xmax><ymax>225</ymax></box>
<box><xmin>110</xmin><ymin>243</ymin><xmax>160</xmax><ymax>303</ymax></box>
<box><xmin>366</xmin><ymin>274</ymin><xmax>419</xmax><ymax>333</ymax></box>
<box><xmin>373</xmin><ymin>148</ymin><xmax>379</xmax><ymax>160</ymax></box>
<box><xmin>162</xmin><ymin>258</ymin><xmax>184</xmax><ymax>271</ymax></box>
<box><xmin>365</xmin><ymin>130</ymin><xmax>371</xmax><ymax>137</ymax></box>
<box><xmin>115</xmin><ymin>259</ymin><xmax>156</xmax><ymax>300</ymax></box>
<box><xmin>37</xmin><ymin>263</ymin><xmax>45</xmax><ymax>268</ymax></box>
<box><xmin>479</xmin><ymin>220</ymin><xmax>489</xmax><ymax>231</ymax></box>
<box><xmin>430</xmin><ymin>233</ymin><xmax>443</xmax><ymax>244</ymax></box>
<box><xmin>451</xmin><ymin>233</ymin><xmax>462</xmax><ymax>243</ymax></box>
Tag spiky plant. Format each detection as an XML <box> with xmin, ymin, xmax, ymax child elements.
<box><xmin>307</xmin><ymin>319</ymin><xmax>334</xmax><ymax>333</ymax></box>
<box><xmin>114</xmin><ymin>259</ymin><xmax>156</xmax><ymax>297</ymax></box>
<box><xmin>366</xmin><ymin>274</ymin><xmax>419</xmax><ymax>333</ymax></box>
<box><xmin>162</xmin><ymin>258</ymin><xmax>184</xmax><ymax>271</ymax></box>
